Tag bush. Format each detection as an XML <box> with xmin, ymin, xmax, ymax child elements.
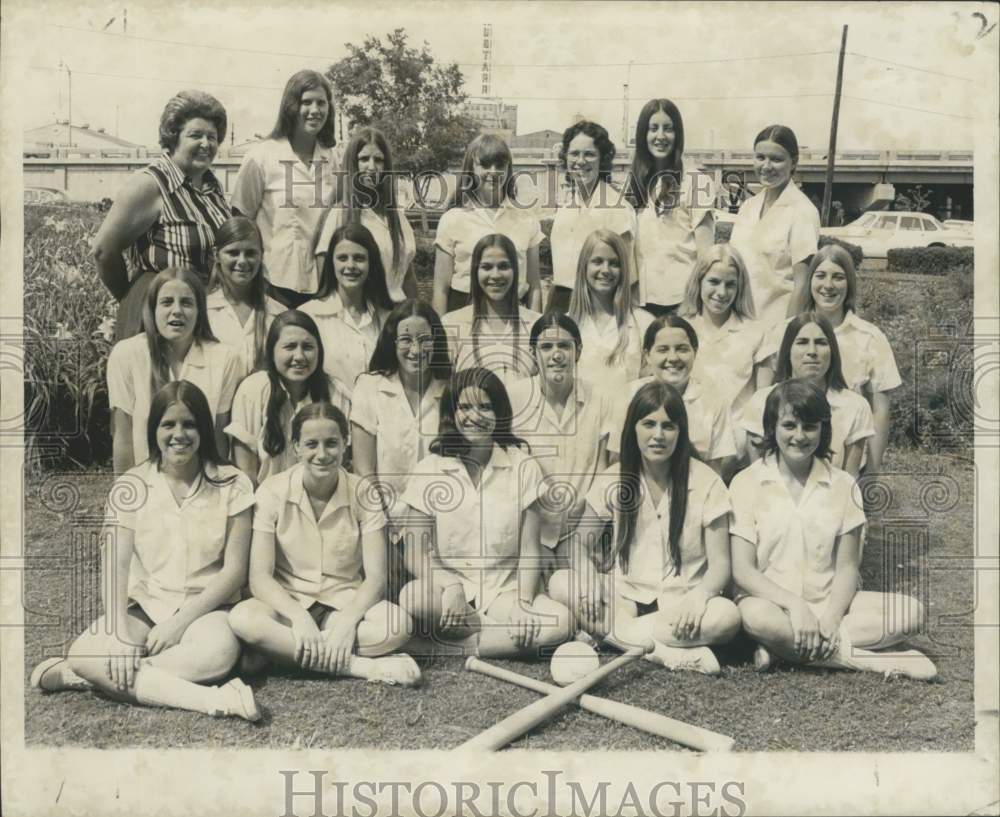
<box><xmin>23</xmin><ymin>204</ymin><xmax>116</xmax><ymax>472</ymax></box>
<box><xmin>887</xmin><ymin>246</ymin><xmax>974</xmax><ymax>275</ymax></box>
<box><xmin>818</xmin><ymin>235</ymin><xmax>864</xmax><ymax>267</ymax></box>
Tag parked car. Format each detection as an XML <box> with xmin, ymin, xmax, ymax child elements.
<box><xmin>821</xmin><ymin>211</ymin><xmax>973</xmax><ymax>258</ymax></box>
<box><xmin>943</xmin><ymin>219</ymin><xmax>974</xmax><ymax>235</ymax></box>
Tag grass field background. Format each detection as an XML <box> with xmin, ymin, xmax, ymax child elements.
<box><xmin>21</xmin><ymin>203</ymin><xmax>977</xmax><ymax>751</ymax></box>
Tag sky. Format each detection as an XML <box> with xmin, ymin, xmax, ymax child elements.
<box><xmin>5</xmin><ymin>0</ymin><xmax>996</xmax><ymax>152</ymax></box>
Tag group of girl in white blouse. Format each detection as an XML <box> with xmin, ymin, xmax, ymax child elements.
<box><xmin>30</xmin><ymin>78</ymin><xmax>936</xmax><ymax>725</ymax></box>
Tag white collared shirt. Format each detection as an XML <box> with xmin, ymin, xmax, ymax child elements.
<box><xmin>607</xmin><ymin>376</ymin><xmax>738</xmax><ymax>463</ymax></box>
<box><xmin>230</xmin><ymin>138</ymin><xmax>340</xmax><ymax>293</ymax></box>
<box><xmin>105</xmin><ymin>461</ymin><xmax>254</xmax><ymax>622</ymax></box>
<box><xmin>441</xmin><ymin>305</ymin><xmax>541</xmax><ymax>389</ymax></box>
<box><xmin>739</xmin><ymin>383</ymin><xmax>875</xmax><ymax>469</ymax></box>
<box><xmin>586</xmin><ymin>459</ymin><xmax>730</xmax><ymax>604</ymax></box>
<box><xmin>574</xmin><ymin>308</ymin><xmax>654</xmax><ymax>396</ymax></box>
<box><xmin>351</xmin><ymin>372</ymin><xmax>447</xmax><ymax>520</ymax></box>
<box><xmin>205</xmin><ymin>288</ymin><xmax>286</xmax><ymax>378</ymax></box>
<box><xmin>636</xmin><ymin>170</ymin><xmax>716</xmax><ymax>307</ymax></box>
<box><xmin>224</xmin><ymin>370</ymin><xmax>352</xmax><ymax>483</ymax></box>
<box><xmin>434</xmin><ymin>203</ymin><xmax>543</xmax><ymax>297</ymax></box>
<box><xmin>730</xmin><ymin>182</ymin><xmax>820</xmax><ymax>326</ymax></box>
<box><xmin>300</xmin><ymin>293</ymin><xmax>387</xmax><ymax>395</ymax></box>
<box><xmin>759</xmin><ymin>311</ymin><xmax>901</xmax><ymax>396</ymax></box>
<box><xmin>550</xmin><ymin>180</ymin><xmax>637</xmax><ymax>290</ymax></box>
<box><xmin>401</xmin><ymin>445</ymin><xmax>543</xmax><ymax>611</ymax></box>
<box><xmin>314</xmin><ymin>206</ymin><xmax>417</xmax><ymax>303</ymax></box>
<box><xmin>107</xmin><ymin>336</ymin><xmax>242</xmax><ymax>464</ymax></box>
<box><xmin>507</xmin><ymin>377</ymin><xmax>615</xmax><ymax>547</ymax></box>
<box><xmin>253</xmin><ymin>464</ymin><xmax>386</xmax><ymax>609</ymax></box>
<box><xmin>730</xmin><ymin>455</ymin><xmax>866</xmax><ymax>603</ymax></box>
<box><xmin>687</xmin><ymin>312</ymin><xmax>769</xmax><ymax>413</ymax></box>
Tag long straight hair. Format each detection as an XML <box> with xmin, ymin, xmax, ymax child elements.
<box><xmin>430</xmin><ymin>367</ymin><xmax>527</xmax><ymax>458</ymax></box>
<box><xmin>262</xmin><ymin>310</ymin><xmax>332</xmax><ymax>457</ymax></box>
<box><xmin>367</xmin><ymin>298</ymin><xmax>453</xmax><ymax>381</ymax></box>
<box><xmin>317</xmin><ymin>221</ymin><xmax>394</xmax><ymax>326</ymax></box>
<box><xmin>792</xmin><ymin>243</ymin><xmax>858</xmax><ymax>315</ymax></box>
<box><xmin>207</xmin><ymin>216</ymin><xmax>270</xmax><ymax>371</ymax></box>
<box><xmin>267</xmin><ymin>70</ymin><xmax>336</xmax><ymax>148</ymax></box>
<box><xmin>142</xmin><ymin>267</ymin><xmax>218</xmax><ymax>395</ymax></box>
<box><xmin>678</xmin><ymin>243</ymin><xmax>756</xmax><ymax>321</ymax></box>
<box><xmin>335</xmin><ymin>127</ymin><xmax>403</xmax><ymax>276</ymax></box>
<box><xmin>612</xmin><ymin>380</ymin><xmax>690</xmax><ymax>575</ymax></box>
<box><xmin>627</xmin><ymin>98</ymin><xmax>685</xmax><ymax>210</ymax></box>
<box><xmin>468</xmin><ymin>233</ymin><xmax>523</xmax><ymax>370</ymax></box>
<box><xmin>145</xmin><ymin>380</ymin><xmax>235</xmax><ymax>486</ymax></box>
<box><xmin>453</xmin><ymin>134</ymin><xmax>517</xmax><ymax>208</ymax></box>
<box><xmin>774</xmin><ymin>312</ymin><xmax>848</xmax><ymax>392</ymax></box>
<box><xmin>568</xmin><ymin>228</ymin><xmax>636</xmax><ymax>366</ymax></box>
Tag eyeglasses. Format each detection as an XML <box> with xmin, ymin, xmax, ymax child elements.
<box><xmin>395</xmin><ymin>336</ymin><xmax>435</xmax><ymax>351</ymax></box>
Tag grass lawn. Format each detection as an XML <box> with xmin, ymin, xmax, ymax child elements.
<box><xmin>22</xmin><ymin>448</ymin><xmax>974</xmax><ymax>752</ymax></box>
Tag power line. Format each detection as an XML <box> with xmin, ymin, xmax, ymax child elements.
<box><xmin>484</xmin><ymin>93</ymin><xmax>834</xmax><ymax>102</ymax></box>
<box><xmin>47</xmin><ymin>24</ymin><xmax>835</xmax><ymax>69</ymax></box>
<box><xmin>847</xmin><ymin>51</ymin><xmax>975</xmax><ymax>82</ymax></box>
<box><xmin>29</xmin><ymin>64</ymin><xmax>284</xmax><ymax>92</ymax></box>
<box><xmin>843</xmin><ymin>94</ymin><xmax>974</xmax><ymax>120</ymax></box>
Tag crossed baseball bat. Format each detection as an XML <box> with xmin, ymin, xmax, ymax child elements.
<box><xmin>457</xmin><ymin>642</ymin><xmax>736</xmax><ymax>753</ymax></box>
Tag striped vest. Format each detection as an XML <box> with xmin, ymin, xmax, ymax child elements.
<box><xmin>127</xmin><ymin>153</ymin><xmax>232</xmax><ymax>284</ymax></box>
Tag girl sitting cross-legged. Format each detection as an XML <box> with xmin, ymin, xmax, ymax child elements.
<box><xmin>228</xmin><ymin>402</ymin><xmax>420</xmax><ymax>685</ymax></box>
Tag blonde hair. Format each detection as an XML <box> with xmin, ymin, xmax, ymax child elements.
<box><xmin>679</xmin><ymin>243</ymin><xmax>756</xmax><ymax>320</ymax></box>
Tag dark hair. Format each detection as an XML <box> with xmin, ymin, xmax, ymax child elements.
<box><xmin>431</xmin><ymin>367</ymin><xmax>527</xmax><ymax>458</ymax></box>
<box><xmin>774</xmin><ymin>312</ymin><xmax>848</xmax><ymax>391</ymax></box>
<box><xmin>146</xmin><ymin>381</ymin><xmax>235</xmax><ymax>486</ymax></box>
<box><xmin>267</xmin><ymin>70</ymin><xmax>336</xmax><ymax>148</ymax></box>
<box><xmin>753</xmin><ymin>124</ymin><xmax>800</xmax><ymax>166</ymax></box>
<box><xmin>453</xmin><ymin>134</ymin><xmax>517</xmax><ymax>208</ymax></box>
<box><xmin>627</xmin><ymin>98</ymin><xmax>685</xmax><ymax>209</ymax></box>
<box><xmin>332</xmin><ymin>127</ymin><xmax>403</xmax><ymax>275</ymax></box>
<box><xmin>208</xmin><ymin>216</ymin><xmax>269</xmax><ymax>371</ymax></box>
<box><xmin>159</xmin><ymin>90</ymin><xmax>227</xmax><ymax>152</ymax></box>
<box><xmin>262</xmin><ymin>310</ymin><xmax>332</xmax><ymax>457</ymax></box>
<box><xmin>529</xmin><ymin>311</ymin><xmax>582</xmax><ymax>355</ymax></box>
<box><xmin>758</xmin><ymin>378</ymin><xmax>833</xmax><ymax>461</ymax></box>
<box><xmin>318</xmin><ymin>222</ymin><xmax>394</xmax><ymax>320</ymax></box>
<box><xmin>367</xmin><ymin>298</ymin><xmax>453</xmax><ymax>381</ymax></box>
<box><xmin>612</xmin><ymin>380</ymin><xmax>690</xmax><ymax>575</ymax></box>
<box><xmin>642</xmin><ymin>313</ymin><xmax>699</xmax><ymax>354</ymax></box>
<box><xmin>558</xmin><ymin>120</ymin><xmax>616</xmax><ymax>184</ymax></box>
<box><xmin>794</xmin><ymin>244</ymin><xmax>857</xmax><ymax>315</ymax></box>
<box><xmin>468</xmin><ymin>233</ymin><xmax>527</xmax><ymax>373</ymax></box>
<box><xmin>290</xmin><ymin>400</ymin><xmax>349</xmax><ymax>443</ymax></box>
<box><xmin>142</xmin><ymin>267</ymin><xmax>218</xmax><ymax>395</ymax></box>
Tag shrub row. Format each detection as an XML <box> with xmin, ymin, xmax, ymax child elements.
<box><xmin>887</xmin><ymin>246</ymin><xmax>974</xmax><ymax>275</ymax></box>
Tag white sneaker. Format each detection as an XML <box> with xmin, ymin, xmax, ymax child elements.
<box><xmin>367</xmin><ymin>654</ymin><xmax>422</xmax><ymax>687</ymax></box>
<box><xmin>878</xmin><ymin>650</ymin><xmax>938</xmax><ymax>682</ymax></box>
<box><xmin>648</xmin><ymin>644</ymin><xmax>721</xmax><ymax>676</ymax></box>
<box><xmin>30</xmin><ymin>658</ymin><xmax>91</xmax><ymax>692</ymax></box>
<box><xmin>213</xmin><ymin>678</ymin><xmax>261</xmax><ymax>721</ymax></box>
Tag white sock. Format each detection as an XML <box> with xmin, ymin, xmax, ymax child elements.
<box><xmin>133</xmin><ymin>665</ymin><xmax>221</xmax><ymax>715</ymax></box>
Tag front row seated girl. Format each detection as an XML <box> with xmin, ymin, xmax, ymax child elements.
<box><xmin>228</xmin><ymin>402</ymin><xmax>420</xmax><ymax>686</ymax></box>
<box><xmin>31</xmin><ymin>381</ymin><xmax>261</xmax><ymax>720</ymax></box>
<box><xmin>550</xmin><ymin>380</ymin><xmax>741</xmax><ymax>676</ymax></box>
<box><xmin>398</xmin><ymin>367</ymin><xmax>573</xmax><ymax>656</ymax></box>
<box><xmin>731</xmin><ymin>379</ymin><xmax>936</xmax><ymax>680</ymax></box>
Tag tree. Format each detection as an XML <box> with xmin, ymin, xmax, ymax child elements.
<box><xmin>894</xmin><ymin>184</ymin><xmax>933</xmax><ymax>213</ymax></box>
<box><xmin>327</xmin><ymin>29</ymin><xmax>479</xmax><ymax>175</ymax></box>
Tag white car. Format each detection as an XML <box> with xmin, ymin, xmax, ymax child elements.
<box><xmin>821</xmin><ymin>211</ymin><xmax>973</xmax><ymax>258</ymax></box>
<box><xmin>943</xmin><ymin>219</ymin><xmax>974</xmax><ymax>235</ymax></box>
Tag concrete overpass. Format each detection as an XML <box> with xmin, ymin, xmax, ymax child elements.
<box><xmin>24</xmin><ymin>145</ymin><xmax>974</xmax><ymax>219</ymax></box>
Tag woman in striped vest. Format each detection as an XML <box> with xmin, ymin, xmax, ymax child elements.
<box><xmin>92</xmin><ymin>90</ymin><xmax>232</xmax><ymax>341</ymax></box>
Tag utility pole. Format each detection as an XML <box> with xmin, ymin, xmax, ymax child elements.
<box><xmin>821</xmin><ymin>25</ymin><xmax>848</xmax><ymax>227</ymax></box>
<box><xmin>59</xmin><ymin>61</ymin><xmax>73</xmax><ymax>147</ymax></box>
<box><xmin>622</xmin><ymin>60</ymin><xmax>634</xmax><ymax>147</ymax></box>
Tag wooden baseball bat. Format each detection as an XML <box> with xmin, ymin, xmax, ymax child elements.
<box><xmin>456</xmin><ymin>645</ymin><xmax>647</xmax><ymax>752</ymax></box>
<box><xmin>465</xmin><ymin>657</ymin><xmax>735</xmax><ymax>752</ymax></box>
